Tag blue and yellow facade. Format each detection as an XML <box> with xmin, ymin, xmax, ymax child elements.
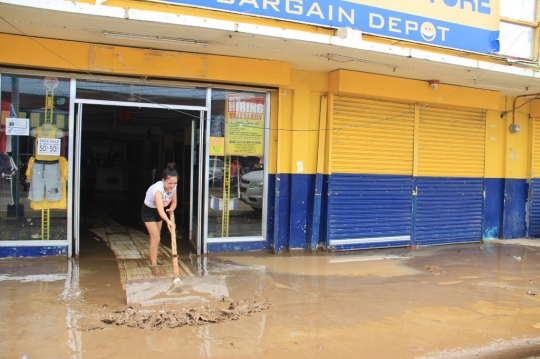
<box><xmin>0</xmin><ymin>0</ymin><xmax>539</xmax><ymax>256</ymax></box>
<box><xmin>274</xmin><ymin>69</ymin><xmax>535</xmax><ymax>251</ymax></box>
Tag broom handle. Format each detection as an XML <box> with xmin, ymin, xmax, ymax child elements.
<box><xmin>170</xmin><ymin>212</ymin><xmax>180</xmax><ymax>279</ymax></box>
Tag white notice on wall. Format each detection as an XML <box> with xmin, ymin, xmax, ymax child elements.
<box><xmin>6</xmin><ymin>118</ymin><xmax>29</xmax><ymax>136</ymax></box>
<box><xmin>37</xmin><ymin>138</ymin><xmax>61</xmax><ymax>156</ymax></box>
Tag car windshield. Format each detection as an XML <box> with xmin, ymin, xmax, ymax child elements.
<box><xmin>209</xmin><ymin>158</ymin><xmax>224</xmax><ymax>168</ymax></box>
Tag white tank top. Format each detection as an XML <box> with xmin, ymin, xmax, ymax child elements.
<box><xmin>144</xmin><ymin>181</ymin><xmax>176</xmax><ymax>208</ymax></box>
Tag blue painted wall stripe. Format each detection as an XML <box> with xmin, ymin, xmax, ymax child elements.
<box><xmin>483</xmin><ymin>178</ymin><xmax>504</xmax><ymax>239</ymax></box>
<box><xmin>274</xmin><ymin>173</ymin><xmax>291</xmax><ymax>251</ymax></box>
<box><xmin>321</xmin><ymin>175</ymin><xmax>330</xmax><ymax>248</ymax></box>
<box><xmin>503</xmin><ymin>178</ymin><xmax>528</xmax><ymax>238</ymax></box>
<box><xmin>310</xmin><ymin>173</ymin><xmax>324</xmax><ymax>250</ymax></box>
<box><xmin>266</xmin><ymin>174</ymin><xmax>276</xmax><ymax>247</ymax></box>
<box><xmin>290</xmin><ymin>174</ymin><xmax>315</xmax><ymax>249</ymax></box>
<box><xmin>208</xmin><ymin>241</ymin><xmax>269</xmax><ymax>252</ymax></box>
<box><xmin>0</xmin><ymin>246</ymin><xmax>68</xmax><ymax>258</ymax></box>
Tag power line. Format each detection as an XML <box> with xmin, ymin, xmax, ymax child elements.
<box><xmin>0</xmin><ymin>8</ymin><xmax>532</xmax><ymax>133</ymax></box>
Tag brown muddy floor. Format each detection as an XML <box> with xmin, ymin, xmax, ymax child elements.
<box><xmin>2</xmin><ymin>237</ymin><xmax>540</xmax><ymax>358</ymax></box>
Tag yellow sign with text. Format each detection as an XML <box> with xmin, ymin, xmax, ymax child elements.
<box><xmin>210</xmin><ymin>136</ymin><xmax>225</xmax><ymax>156</ymax></box>
<box><xmin>225</xmin><ymin>93</ymin><xmax>265</xmax><ymax>156</ymax></box>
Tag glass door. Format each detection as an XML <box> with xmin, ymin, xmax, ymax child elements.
<box><xmin>74</xmin><ymin>79</ymin><xmax>208</xmax><ymax>257</ymax></box>
<box><xmin>189</xmin><ymin>112</ymin><xmax>205</xmax><ymax>255</ymax></box>
<box><xmin>205</xmin><ymin>89</ymin><xmax>267</xmax><ymax>242</ymax></box>
<box><xmin>73</xmin><ymin>104</ymin><xmax>83</xmax><ymax>258</ymax></box>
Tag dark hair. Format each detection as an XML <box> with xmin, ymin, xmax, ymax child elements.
<box><xmin>162</xmin><ymin>162</ymin><xmax>178</xmax><ymax>180</ymax></box>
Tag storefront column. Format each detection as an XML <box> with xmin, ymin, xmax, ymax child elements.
<box><xmin>502</xmin><ymin>98</ymin><xmax>529</xmax><ymax>238</ymax></box>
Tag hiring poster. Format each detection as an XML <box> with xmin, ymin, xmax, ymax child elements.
<box><xmin>224</xmin><ymin>93</ymin><xmax>265</xmax><ymax>156</ymax></box>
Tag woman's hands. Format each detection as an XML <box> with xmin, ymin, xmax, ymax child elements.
<box><xmin>167</xmin><ymin>220</ymin><xmax>175</xmax><ymax>232</ymax></box>
<box><xmin>165</xmin><ymin>208</ymin><xmax>176</xmax><ymax>232</ymax></box>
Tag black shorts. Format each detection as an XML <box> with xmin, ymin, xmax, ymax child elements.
<box><xmin>141</xmin><ymin>204</ymin><xmax>162</xmax><ymax>222</ymax></box>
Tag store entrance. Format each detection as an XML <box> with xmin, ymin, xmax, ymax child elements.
<box><xmin>74</xmin><ymin>103</ymin><xmax>202</xmax><ymax>258</ymax></box>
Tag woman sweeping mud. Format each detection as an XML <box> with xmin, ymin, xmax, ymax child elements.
<box><xmin>141</xmin><ymin>162</ymin><xmax>177</xmax><ymax>276</ymax></box>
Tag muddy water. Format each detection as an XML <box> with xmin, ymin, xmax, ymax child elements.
<box><xmin>3</xmin><ymin>241</ymin><xmax>540</xmax><ymax>358</ymax></box>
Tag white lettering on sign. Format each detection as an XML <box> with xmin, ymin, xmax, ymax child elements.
<box><xmin>228</xmin><ymin>101</ymin><xmax>265</xmax><ymax>113</ymax></box>
<box><xmin>430</xmin><ymin>0</ymin><xmax>491</xmax><ymax>14</ymax></box>
<box><xmin>306</xmin><ymin>3</ymin><xmax>324</xmax><ymax>18</ymax></box>
<box><xmin>286</xmin><ymin>0</ymin><xmax>302</xmax><ymax>15</ymax></box>
<box><xmin>37</xmin><ymin>138</ymin><xmax>61</xmax><ymax>156</ymax></box>
<box><xmin>217</xmin><ymin>0</ymin><xmax>355</xmax><ymax>24</ymax></box>
<box><xmin>369</xmin><ymin>13</ymin><xmax>449</xmax><ymax>42</ymax></box>
<box><xmin>406</xmin><ymin>20</ymin><xmax>418</xmax><ymax>34</ymax></box>
<box><xmin>264</xmin><ymin>0</ymin><xmax>279</xmax><ymax>11</ymax></box>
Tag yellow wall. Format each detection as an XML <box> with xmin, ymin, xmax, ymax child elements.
<box><xmin>277</xmin><ymin>88</ymin><xmax>293</xmax><ymax>175</ymax></box>
<box><xmin>486</xmin><ymin>96</ymin><xmax>537</xmax><ymax>181</ymax></box>
<box><xmin>329</xmin><ymin>70</ymin><xmax>500</xmax><ymax>111</ymax></box>
<box><xmin>268</xmin><ymin>91</ymin><xmax>279</xmax><ymax>175</ymax></box>
<box><xmin>531</xmin><ymin>99</ymin><xmax>540</xmax><ymax>117</ymax></box>
<box><xmin>504</xmin><ymin>111</ymin><xmax>530</xmax><ymax>180</ymax></box>
<box><xmin>484</xmin><ymin>109</ymin><xmax>506</xmax><ymax>179</ymax></box>
<box><xmin>0</xmin><ymin>34</ymin><xmax>290</xmax><ymax>87</ymax></box>
<box><xmin>2</xmin><ymin>32</ymin><xmax>534</xmax><ymax>181</ymax></box>
<box><xmin>276</xmin><ymin>69</ymin><xmax>328</xmax><ymax>175</ymax></box>
<box><xmin>477</xmin><ymin>96</ymin><xmax>536</xmax><ymax>181</ymax></box>
<box><xmin>501</xmin><ymin>97</ymin><xmax>532</xmax><ymax>180</ymax></box>
<box><xmin>0</xmin><ymin>33</ymin><xmax>292</xmax><ymax>175</ymax></box>
<box><xmin>326</xmin><ymin>94</ymin><xmax>334</xmax><ymax>176</ymax></box>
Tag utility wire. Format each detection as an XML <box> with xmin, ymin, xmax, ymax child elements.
<box><xmin>0</xmin><ymin>8</ymin><xmax>534</xmax><ymax>132</ymax></box>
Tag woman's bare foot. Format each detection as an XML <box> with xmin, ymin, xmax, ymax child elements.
<box><xmin>150</xmin><ymin>266</ymin><xmax>163</xmax><ymax>276</ymax></box>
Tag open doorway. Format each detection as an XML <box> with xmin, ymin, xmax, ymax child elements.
<box><xmin>76</xmin><ymin>103</ymin><xmax>196</xmax><ymax>256</ymax></box>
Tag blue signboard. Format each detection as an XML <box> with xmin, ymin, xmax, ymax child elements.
<box><xmin>151</xmin><ymin>0</ymin><xmax>500</xmax><ymax>54</ymax></box>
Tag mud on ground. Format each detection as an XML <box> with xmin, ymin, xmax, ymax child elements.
<box><xmin>101</xmin><ymin>296</ymin><xmax>271</xmax><ymax>329</ymax></box>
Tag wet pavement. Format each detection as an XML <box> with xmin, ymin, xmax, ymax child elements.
<box><xmin>3</xmin><ymin>238</ymin><xmax>540</xmax><ymax>358</ymax></box>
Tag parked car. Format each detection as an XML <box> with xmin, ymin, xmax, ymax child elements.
<box><xmin>239</xmin><ymin>170</ymin><xmax>263</xmax><ymax>210</ymax></box>
<box><xmin>208</xmin><ymin>157</ymin><xmax>224</xmax><ymax>183</ymax></box>
<box><xmin>209</xmin><ymin>158</ymin><xmax>224</xmax><ymax>172</ymax></box>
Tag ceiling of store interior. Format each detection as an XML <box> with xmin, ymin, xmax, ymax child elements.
<box><xmin>80</xmin><ymin>104</ymin><xmax>194</xmax><ymax>135</ymax></box>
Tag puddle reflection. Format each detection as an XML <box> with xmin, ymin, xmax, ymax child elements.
<box><xmin>3</xmin><ymin>241</ymin><xmax>540</xmax><ymax>358</ymax></box>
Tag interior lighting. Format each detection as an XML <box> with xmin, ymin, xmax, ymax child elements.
<box><xmin>473</xmin><ymin>79</ymin><xmax>529</xmax><ymax>92</ymax></box>
<box><xmin>103</xmin><ymin>32</ymin><xmax>209</xmax><ymax>48</ymax></box>
<box><xmin>327</xmin><ymin>53</ymin><xmax>396</xmax><ymax>70</ymax></box>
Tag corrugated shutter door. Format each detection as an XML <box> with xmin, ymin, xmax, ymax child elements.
<box><xmin>415</xmin><ymin>106</ymin><xmax>485</xmax><ymax>245</ymax></box>
<box><xmin>528</xmin><ymin>119</ymin><xmax>540</xmax><ymax>237</ymax></box>
<box><xmin>329</xmin><ymin>96</ymin><xmax>414</xmax><ymax>249</ymax></box>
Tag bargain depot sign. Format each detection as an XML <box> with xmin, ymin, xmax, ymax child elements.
<box><xmin>153</xmin><ymin>0</ymin><xmax>500</xmax><ymax>54</ymax></box>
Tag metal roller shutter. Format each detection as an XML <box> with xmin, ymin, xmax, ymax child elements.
<box><xmin>414</xmin><ymin>106</ymin><xmax>485</xmax><ymax>245</ymax></box>
<box><xmin>328</xmin><ymin>96</ymin><xmax>414</xmax><ymax>249</ymax></box>
<box><xmin>528</xmin><ymin>119</ymin><xmax>540</xmax><ymax>237</ymax></box>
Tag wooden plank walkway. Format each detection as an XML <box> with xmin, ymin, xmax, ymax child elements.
<box><xmin>86</xmin><ymin>212</ymin><xmax>193</xmax><ymax>290</ymax></box>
